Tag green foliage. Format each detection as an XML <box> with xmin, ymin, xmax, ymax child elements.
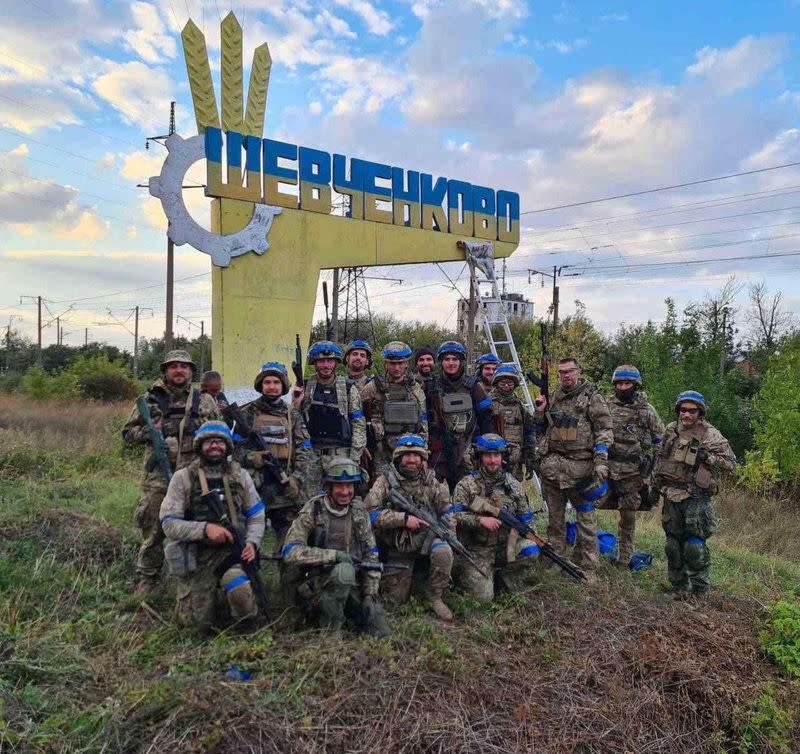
<box><xmin>759</xmin><ymin>601</ymin><xmax>800</xmax><ymax>678</ymax></box>
<box><xmin>19</xmin><ymin>365</ymin><xmax>76</xmax><ymax>400</ymax></box>
<box><xmin>64</xmin><ymin>353</ymin><xmax>139</xmax><ymax>401</ymax></box>
<box><xmin>737</xmin><ymin>451</ymin><xmax>782</xmax><ymax>493</ymax></box>
<box><xmin>736</xmin><ymin>685</ymin><xmax>795</xmax><ymax>753</ymax></box>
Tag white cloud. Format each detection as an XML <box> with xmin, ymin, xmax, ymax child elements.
<box><xmin>537</xmin><ymin>38</ymin><xmax>588</xmax><ymax>54</ymax></box>
<box><xmin>309</xmin><ymin>100</ymin><xmax>323</xmax><ymax>115</ymax></box>
<box><xmin>55</xmin><ymin>207</ymin><xmax>110</xmax><ymax>241</ymax></box>
<box><xmin>314</xmin><ymin>9</ymin><xmax>357</xmax><ymax>39</ymax></box>
<box><xmin>124</xmin><ymin>1</ymin><xmax>177</xmax><ymax>64</ymax></box>
<box><xmin>332</xmin><ymin>0</ymin><xmax>394</xmax><ymax>35</ymax></box>
<box><xmin>0</xmin><ymin>77</ymin><xmax>90</xmax><ymax>134</ymax></box>
<box><xmin>119</xmin><ymin>149</ymin><xmax>166</xmax><ymax>182</ymax></box>
<box><xmin>320</xmin><ymin>56</ymin><xmax>408</xmax><ymax>114</ymax></box>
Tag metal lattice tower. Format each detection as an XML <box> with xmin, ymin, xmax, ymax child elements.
<box><xmin>340</xmin><ymin>267</ymin><xmax>376</xmax><ymax>344</ymax></box>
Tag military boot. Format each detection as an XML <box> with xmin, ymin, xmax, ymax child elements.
<box><xmin>427</xmin><ymin>597</ymin><xmax>453</xmax><ymax>621</ymax></box>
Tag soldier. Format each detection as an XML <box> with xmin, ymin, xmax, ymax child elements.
<box><xmin>414</xmin><ymin>346</ymin><xmax>436</xmax><ymax>384</ymax></box>
<box><xmin>200</xmin><ymin>370</ymin><xmax>229</xmax><ymax>410</ymax></box>
<box><xmin>281</xmin><ymin>458</ymin><xmax>391</xmax><ymax>636</ymax></box>
<box><xmin>300</xmin><ymin>341</ymin><xmax>367</xmax><ymax>493</ymax></box>
<box><xmin>602</xmin><ymin>365</ymin><xmax>665</xmax><ymax>568</ymax></box>
<box><xmin>344</xmin><ymin>339</ymin><xmax>373</xmax><ymax>396</ymax></box>
<box><xmin>475</xmin><ymin>353</ymin><xmax>502</xmax><ymax>390</ymax></box>
<box><xmin>360</xmin><ymin>341</ymin><xmax>429</xmax><ymax>476</ymax></box>
<box><xmin>424</xmin><ymin>340</ymin><xmax>494</xmax><ymax>492</ymax></box>
<box><xmin>534</xmin><ymin>356</ymin><xmax>613</xmax><ymax>582</ymax></box>
<box><xmin>489</xmin><ymin>364</ymin><xmax>535</xmax><ymax>481</ymax></box>
<box><xmin>232</xmin><ymin>362</ymin><xmax>313</xmax><ymax>553</ymax></box>
<box><xmin>450</xmin><ymin>434</ymin><xmax>538</xmax><ymax>601</ymax></box>
<box><xmin>123</xmin><ymin>350</ymin><xmax>220</xmax><ymax>596</ymax></box>
<box><xmin>652</xmin><ymin>391</ymin><xmax>735</xmax><ymax>598</ymax></box>
<box><xmin>159</xmin><ymin>421</ymin><xmax>265</xmax><ymax>633</ymax></box>
<box><xmin>364</xmin><ymin>435</ymin><xmax>454</xmax><ymax>621</ymax></box>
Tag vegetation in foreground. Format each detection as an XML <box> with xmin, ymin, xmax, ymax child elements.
<box><xmin>0</xmin><ymin>397</ymin><xmax>798</xmax><ymax>753</ymax></box>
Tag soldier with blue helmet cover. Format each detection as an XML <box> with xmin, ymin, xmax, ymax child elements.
<box><xmin>600</xmin><ymin>364</ymin><xmax>664</xmax><ymax>569</ymax></box>
<box><xmin>422</xmin><ymin>340</ymin><xmax>494</xmax><ymax>492</ymax></box>
<box><xmin>475</xmin><ymin>352</ymin><xmax>501</xmax><ymax>389</ymax></box>
<box><xmin>344</xmin><ymin>339</ymin><xmax>374</xmax><ymax>396</ymax></box>
<box><xmin>360</xmin><ymin>341</ymin><xmax>428</xmax><ymax>477</ymax></box>
<box><xmin>489</xmin><ymin>364</ymin><xmax>536</xmax><ymax>481</ymax></box>
<box><xmin>450</xmin><ymin>433</ymin><xmax>537</xmax><ymax>601</ymax></box>
<box><xmin>652</xmin><ymin>390</ymin><xmax>735</xmax><ymax>599</ymax></box>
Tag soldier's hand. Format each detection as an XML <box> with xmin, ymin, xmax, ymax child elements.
<box><xmin>205</xmin><ymin>523</ymin><xmax>233</xmax><ymax>545</ymax></box>
<box><xmin>241</xmin><ymin>542</ymin><xmax>257</xmax><ymax>563</ymax></box>
<box><xmin>695</xmin><ymin>447</ymin><xmax>710</xmax><ymax>465</ymax></box>
<box><xmin>291</xmin><ymin>386</ymin><xmax>304</xmax><ymax>408</ymax></box>
<box><xmin>594</xmin><ymin>464</ymin><xmax>610</xmax><ymax>481</ymax></box>
<box><xmin>534</xmin><ymin>395</ymin><xmax>547</xmax><ymax>411</ymax></box>
<box><xmin>335</xmin><ymin>551</ymin><xmax>354</xmax><ymax>564</ymax></box>
<box><xmin>284</xmin><ymin>476</ymin><xmax>301</xmax><ymax>500</ymax></box>
<box><xmin>405</xmin><ymin>515</ymin><xmax>429</xmax><ymax>531</ymax></box>
<box><xmin>479</xmin><ymin>516</ymin><xmax>502</xmax><ymax>531</ymax></box>
<box><xmin>362</xmin><ymin>448</ymin><xmax>373</xmax><ymax>464</ymax></box>
<box><xmin>246</xmin><ymin>451</ymin><xmax>265</xmax><ymax>469</ymax></box>
<box><xmin>165</xmin><ymin>436</ymin><xmax>179</xmax><ymax>459</ymax></box>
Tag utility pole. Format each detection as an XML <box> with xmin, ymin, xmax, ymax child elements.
<box><xmin>331</xmin><ymin>268</ymin><xmax>340</xmax><ymax>342</ymax></box>
<box><xmin>200</xmin><ymin>319</ymin><xmax>205</xmax><ymax>373</ymax></box>
<box><xmin>528</xmin><ymin>266</ymin><xmax>572</xmax><ymax>333</ymax></box>
<box><xmin>98</xmin><ymin>307</ymin><xmax>151</xmax><ymax>379</ymax></box>
<box><xmin>466</xmin><ymin>259</ymin><xmax>477</xmax><ymax>364</ymax></box>
<box><xmin>37</xmin><ymin>296</ymin><xmax>42</xmax><ymax>361</ymax></box>
<box><xmin>84</xmin><ymin>328</ymin><xmax>88</xmax><ymax>346</ymax></box>
<box><xmin>501</xmin><ymin>258</ymin><xmax>507</xmax><ymax>297</ymax></box>
<box><xmin>56</xmin><ymin>316</ymin><xmax>61</xmax><ymax>346</ymax></box>
<box><xmin>134</xmin><ymin>305</ymin><xmax>140</xmax><ymax>379</ymax></box>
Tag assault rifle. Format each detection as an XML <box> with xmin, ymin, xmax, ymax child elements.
<box><xmin>526</xmin><ymin>321</ymin><xmax>550</xmax><ymax>403</ymax></box>
<box><xmin>137</xmin><ymin>395</ymin><xmax>172</xmax><ymax>484</ymax></box>
<box><xmin>496</xmin><ymin>507</ymin><xmax>586</xmax><ymax>581</ymax></box>
<box><xmin>263</xmin><ymin>553</ymin><xmax>410</xmax><ymax>573</ymax></box>
<box><xmin>291</xmin><ymin>333</ymin><xmax>305</xmax><ymax>388</ymax></box>
<box><xmin>384</xmin><ymin>469</ymin><xmax>489</xmax><ymax>578</ymax></box>
<box><xmin>203</xmin><ymin>489</ymin><xmax>270</xmax><ymax>614</ymax></box>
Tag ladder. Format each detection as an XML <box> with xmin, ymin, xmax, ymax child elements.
<box><xmin>458</xmin><ymin>240</ymin><xmax>535</xmax><ymax>414</ymax></box>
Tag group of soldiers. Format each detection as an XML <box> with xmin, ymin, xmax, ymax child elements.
<box><xmin>122</xmin><ymin>339</ymin><xmax>735</xmax><ymax>635</ymax></box>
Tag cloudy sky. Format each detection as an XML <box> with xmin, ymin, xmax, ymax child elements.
<box><xmin>1</xmin><ymin>0</ymin><xmax>799</xmax><ymax>350</ymax></box>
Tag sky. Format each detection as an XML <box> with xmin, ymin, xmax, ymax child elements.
<box><xmin>1</xmin><ymin>0</ymin><xmax>799</xmax><ymax>351</ymax></box>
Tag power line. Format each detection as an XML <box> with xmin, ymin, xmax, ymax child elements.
<box><xmin>48</xmin><ymin>272</ymin><xmax>210</xmax><ymax>304</ymax></box>
<box><xmin>521</xmin><ymin>160</ymin><xmax>800</xmax><ymax>215</ymax></box>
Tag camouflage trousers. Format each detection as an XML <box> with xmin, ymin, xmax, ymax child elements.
<box><xmin>542</xmin><ymin>480</ymin><xmax>599</xmax><ymax>570</ymax></box>
<box><xmin>378</xmin><ymin>540</ymin><xmax>453</xmax><ymax>605</ymax></box>
<box><xmin>598</xmin><ymin>476</ymin><xmax>645</xmax><ymax>565</ymax></box>
<box><xmin>292</xmin><ymin>562</ymin><xmax>390</xmax><ymax>637</ymax></box>
<box><xmin>454</xmin><ymin>540</ymin><xmax>538</xmax><ymax>602</ymax></box>
<box><xmin>133</xmin><ymin>474</ymin><xmax>168</xmax><ymax>581</ymax></box>
<box><xmin>173</xmin><ymin>546</ymin><xmax>255</xmax><ymax>633</ymax></box>
<box><xmin>662</xmin><ymin>494</ymin><xmax>718</xmax><ymax>594</ymax></box>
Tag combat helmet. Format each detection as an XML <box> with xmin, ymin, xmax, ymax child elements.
<box><xmin>344</xmin><ymin>339</ymin><xmax>373</xmax><ymax>367</ymax></box>
<box><xmin>473</xmin><ymin>433</ymin><xmax>508</xmax><ymax>454</ymax></box>
<box><xmin>437</xmin><ymin>340</ymin><xmax>467</xmax><ymax>361</ymax></box>
<box><xmin>323</xmin><ymin>457</ymin><xmax>362</xmax><ymax>483</ymax></box>
<box><xmin>382</xmin><ymin>341</ymin><xmax>413</xmax><ymax>362</ymax></box>
<box><xmin>253</xmin><ymin>361</ymin><xmax>290</xmax><ymax>394</ymax></box>
<box><xmin>491</xmin><ymin>363</ymin><xmax>521</xmax><ymax>387</ymax></box>
<box><xmin>675</xmin><ymin>390</ymin><xmax>707</xmax><ymax>416</ymax></box>
<box><xmin>193</xmin><ymin>420</ymin><xmax>234</xmax><ymax>454</ymax></box>
<box><xmin>612</xmin><ymin>365</ymin><xmax>642</xmax><ymax>386</ymax></box>
<box><xmin>160</xmin><ymin>349</ymin><xmax>196</xmax><ymax>372</ymax></box>
<box><xmin>575</xmin><ymin>475</ymin><xmax>610</xmax><ymax>507</ymax></box>
<box><xmin>392</xmin><ymin>433</ymin><xmax>430</xmax><ymax>461</ymax></box>
<box><xmin>475</xmin><ymin>353</ymin><xmax>501</xmax><ymax>368</ymax></box>
<box><xmin>308</xmin><ymin>341</ymin><xmax>344</xmax><ymax>364</ymax></box>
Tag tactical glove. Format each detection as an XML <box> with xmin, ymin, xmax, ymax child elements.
<box><xmin>164</xmin><ymin>436</ymin><xmax>179</xmax><ymax>460</ymax></box>
<box><xmin>246</xmin><ymin>451</ymin><xmax>265</xmax><ymax>469</ymax></box>
<box><xmin>695</xmin><ymin>447</ymin><xmax>710</xmax><ymax>465</ymax></box>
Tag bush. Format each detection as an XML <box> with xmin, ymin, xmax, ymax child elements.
<box><xmin>759</xmin><ymin>600</ymin><xmax>800</xmax><ymax>679</ymax></box>
<box><xmin>64</xmin><ymin>354</ymin><xmax>138</xmax><ymax>402</ymax></box>
<box><xmin>19</xmin><ymin>366</ymin><xmax>76</xmax><ymax>400</ymax></box>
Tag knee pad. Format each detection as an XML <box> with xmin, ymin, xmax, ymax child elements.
<box><xmin>221</xmin><ymin>570</ymin><xmax>255</xmax><ymax>618</ymax></box>
<box><xmin>430</xmin><ymin>541</ymin><xmax>454</xmax><ymax>568</ymax></box>
<box><xmin>683</xmin><ymin>536</ymin><xmax>709</xmax><ymax>569</ymax></box>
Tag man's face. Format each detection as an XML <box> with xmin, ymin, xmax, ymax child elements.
<box><xmin>441</xmin><ymin>354</ymin><xmax>462</xmax><ymax>375</ymax></box>
<box><xmin>481</xmin><ymin>451</ymin><xmax>503</xmax><ymax>473</ymax></box>
<box><xmin>557</xmin><ymin>361</ymin><xmax>580</xmax><ymax>390</ymax></box>
<box><xmin>416</xmin><ymin>354</ymin><xmax>434</xmax><ymax>375</ymax></box>
<box><xmin>314</xmin><ymin>357</ymin><xmax>337</xmax><ymax>380</ymax></box>
<box><xmin>346</xmin><ymin>349</ymin><xmax>369</xmax><ymax>374</ymax></box>
<box><xmin>399</xmin><ymin>452</ymin><xmax>423</xmax><ymax>471</ymax></box>
<box><xmin>330</xmin><ymin>481</ymin><xmax>355</xmax><ymax>505</ymax></box>
<box><xmin>165</xmin><ymin>362</ymin><xmax>192</xmax><ymax>386</ymax></box>
<box><xmin>614</xmin><ymin>379</ymin><xmax>635</xmax><ymax>393</ymax></box>
<box><xmin>481</xmin><ymin>363</ymin><xmax>498</xmax><ymax>383</ymax></box>
<box><xmin>678</xmin><ymin>402</ymin><xmax>701</xmax><ymax>428</ymax></box>
<box><xmin>261</xmin><ymin>375</ymin><xmax>283</xmax><ymax>398</ymax></box>
<box><xmin>386</xmin><ymin>361</ymin><xmax>407</xmax><ymax>380</ymax></box>
<box><xmin>201</xmin><ymin>378</ymin><xmax>222</xmax><ymax>398</ymax></box>
<box><xmin>201</xmin><ymin>437</ymin><xmax>228</xmax><ymax>462</ymax></box>
<box><xmin>496</xmin><ymin>377</ymin><xmax>515</xmax><ymax>394</ymax></box>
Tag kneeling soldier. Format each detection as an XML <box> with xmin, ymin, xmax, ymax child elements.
<box><xmin>159</xmin><ymin>421</ymin><xmax>265</xmax><ymax>633</ymax></box>
<box><xmin>364</xmin><ymin>434</ymin><xmax>454</xmax><ymax>621</ymax></box>
<box><xmin>451</xmin><ymin>434</ymin><xmax>538</xmax><ymax>601</ymax></box>
<box><xmin>281</xmin><ymin>458</ymin><xmax>390</xmax><ymax>637</ymax></box>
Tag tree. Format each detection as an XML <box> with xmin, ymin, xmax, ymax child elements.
<box><xmin>746</xmin><ymin>281</ymin><xmax>795</xmax><ymax>356</ymax></box>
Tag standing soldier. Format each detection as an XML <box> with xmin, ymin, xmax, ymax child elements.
<box><xmin>489</xmin><ymin>364</ymin><xmax>536</xmax><ymax>481</ymax></box>
<box><xmin>200</xmin><ymin>370</ymin><xmax>229</xmax><ymax>411</ymax></box>
<box><xmin>344</xmin><ymin>339</ymin><xmax>373</xmax><ymax>396</ymax></box>
<box><xmin>450</xmin><ymin>434</ymin><xmax>538</xmax><ymax>601</ymax></box>
<box><xmin>534</xmin><ymin>357</ymin><xmax>613</xmax><ymax>583</ymax></box>
<box><xmin>424</xmin><ymin>340</ymin><xmax>494</xmax><ymax>492</ymax></box>
<box><xmin>360</xmin><ymin>341</ymin><xmax>428</xmax><ymax>476</ymax></box>
<box><xmin>364</xmin><ymin>435</ymin><xmax>454</xmax><ymax>621</ymax></box>
<box><xmin>281</xmin><ymin>458</ymin><xmax>390</xmax><ymax>636</ymax></box>
<box><xmin>232</xmin><ymin>362</ymin><xmax>313</xmax><ymax>552</ymax></box>
<box><xmin>603</xmin><ymin>365</ymin><xmax>665</xmax><ymax>568</ymax></box>
<box><xmin>300</xmin><ymin>341</ymin><xmax>367</xmax><ymax>493</ymax></box>
<box><xmin>123</xmin><ymin>350</ymin><xmax>220</xmax><ymax>597</ymax></box>
<box><xmin>652</xmin><ymin>391</ymin><xmax>735</xmax><ymax>599</ymax></box>
<box><xmin>159</xmin><ymin>421</ymin><xmax>265</xmax><ymax>633</ymax></box>
<box><xmin>414</xmin><ymin>346</ymin><xmax>436</xmax><ymax>389</ymax></box>
<box><xmin>475</xmin><ymin>353</ymin><xmax>502</xmax><ymax>390</ymax></box>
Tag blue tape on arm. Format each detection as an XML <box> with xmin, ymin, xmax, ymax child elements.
<box><xmin>244</xmin><ymin>501</ymin><xmax>265</xmax><ymax>518</ymax></box>
<box><xmin>476</xmin><ymin>397</ymin><xmax>492</xmax><ymax>411</ymax></box>
<box><xmin>518</xmin><ymin>544</ymin><xmax>540</xmax><ymax>558</ymax></box>
<box><xmin>369</xmin><ymin>509</ymin><xmax>381</xmax><ymax>524</ymax></box>
<box><xmin>281</xmin><ymin>542</ymin><xmax>301</xmax><ymax>557</ymax></box>
<box><xmin>224</xmin><ymin>573</ymin><xmax>249</xmax><ymax>592</ymax></box>
<box><xmin>518</xmin><ymin>512</ymin><xmax>534</xmax><ymax>523</ymax></box>
<box><xmin>299</xmin><ymin>440</ymin><xmax>312</xmax><ymax>449</ymax></box>
<box><xmin>576</xmin><ymin>502</ymin><xmax>595</xmax><ymax>513</ymax></box>
<box><xmin>441</xmin><ymin>504</ymin><xmax>466</xmax><ymax>516</ymax></box>
<box><xmin>594</xmin><ymin>444</ymin><xmax>609</xmax><ymax>454</ymax></box>
<box><xmin>350</xmin><ymin>410</ymin><xmax>364</xmax><ymax>420</ymax></box>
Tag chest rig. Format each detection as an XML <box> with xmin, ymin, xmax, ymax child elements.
<box><xmin>305</xmin><ymin>377</ymin><xmax>351</xmax><ymax>449</ymax></box>
<box><xmin>375</xmin><ymin>376</ymin><xmax>421</xmax><ymax>438</ymax></box>
<box><xmin>440</xmin><ymin>377</ymin><xmax>475</xmax><ymax>436</ymax></box>
<box><xmin>609</xmin><ymin>395</ymin><xmax>650</xmax><ymax>460</ymax></box>
<box><xmin>186</xmin><ymin>462</ymin><xmax>244</xmax><ymax>525</ymax></box>
<box><xmin>655</xmin><ymin>423</ymin><xmax>709</xmax><ymax>486</ymax></box>
<box><xmin>495</xmin><ymin>395</ymin><xmax>524</xmax><ymax>445</ymax></box>
<box><xmin>308</xmin><ymin>496</ymin><xmax>358</xmax><ymax>554</ymax></box>
<box><xmin>151</xmin><ymin>386</ymin><xmax>202</xmax><ymax>459</ymax></box>
<box><xmin>252</xmin><ymin>406</ymin><xmax>292</xmax><ymax>466</ymax></box>
<box><xmin>547</xmin><ymin>383</ymin><xmax>594</xmax><ymax>450</ymax></box>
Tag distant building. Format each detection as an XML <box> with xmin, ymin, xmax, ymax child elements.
<box><xmin>457</xmin><ymin>292</ymin><xmax>535</xmax><ymax>335</ymax></box>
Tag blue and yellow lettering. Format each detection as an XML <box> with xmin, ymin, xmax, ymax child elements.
<box><xmin>332</xmin><ymin>154</ymin><xmax>364</xmax><ymax>219</ymax></box>
<box><xmin>472</xmin><ymin>185</ymin><xmax>496</xmax><ymax>241</ymax></box>
<box><xmin>264</xmin><ymin>138</ymin><xmax>299</xmax><ymax>209</ymax></box>
<box><xmin>362</xmin><ymin>160</ymin><xmax>393</xmax><ymax>224</ymax></box>
<box><xmin>392</xmin><ymin>167</ymin><xmax>420</xmax><ymax>228</ymax></box>
<box><xmin>298</xmin><ymin>146</ymin><xmax>332</xmax><ymax>214</ymax></box>
<box><xmin>421</xmin><ymin>173</ymin><xmax>447</xmax><ymax>232</ymax></box>
<box><xmin>497</xmin><ymin>189</ymin><xmax>520</xmax><ymax>244</ymax></box>
<box><xmin>447</xmin><ymin>179</ymin><xmax>473</xmax><ymax>236</ymax></box>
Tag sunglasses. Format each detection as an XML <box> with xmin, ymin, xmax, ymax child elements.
<box><xmin>678</xmin><ymin>407</ymin><xmax>699</xmax><ymax>415</ymax></box>
<box><xmin>557</xmin><ymin>368</ymin><xmax>578</xmax><ymax>375</ymax></box>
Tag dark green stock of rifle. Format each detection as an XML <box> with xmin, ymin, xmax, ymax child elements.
<box><xmin>384</xmin><ymin>469</ymin><xmax>489</xmax><ymax>578</ymax></box>
<box><xmin>291</xmin><ymin>333</ymin><xmax>305</xmax><ymax>388</ymax></box>
<box><xmin>526</xmin><ymin>321</ymin><xmax>550</xmax><ymax>403</ymax></box>
<box><xmin>137</xmin><ymin>395</ymin><xmax>172</xmax><ymax>484</ymax></box>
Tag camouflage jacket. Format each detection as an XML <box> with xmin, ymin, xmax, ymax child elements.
<box><xmin>301</xmin><ymin>374</ymin><xmax>366</xmax><ymax>461</ymax></box>
<box><xmin>607</xmin><ymin>390</ymin><xmax>665</xmax><ymax>480</ymax></box>
<box><xmin>348</xmin><ymin>373</ymin><xmax>373</xmax><ymax>400</ymax></box>
<box><xmin>451</xmin><ymin>469</ymin><xmax>532</xmax><ymax>549</ymax></box>
<box><xmin>282</xmin><ymin>495</ymin><xmax>380</xmax><ymax>596</ymax></box>
<box><xmin>364</xmin><ymin>466</ymin><xmax>451</xmax><ymax>553</ymax></box>
<box><xmin>361</xmin><ymin>373</ymin><xmax>429</xmax><ymax>449</ymax></box>
<box><xmin>653</xmin><ymin>419</ymin><xmax>736</xmax><ymax>502</ymax></box>
<box><xmin>159</xmin><ymin>458</ymin><xmax>265</xmax><ymax>546</ymax></box>
<box><xmin>122</xmin><ymin>379</ymin><xmax>220</xmax><ymax>475</ymax></box>
<box><xmin>490</xmin><ymin>388</ymin><xmax>535</xmax><ymax>455</ymax></box>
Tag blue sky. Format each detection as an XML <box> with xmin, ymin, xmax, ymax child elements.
<box><xmin>1</xmin><ymin>0</ymin><xmax>799</xmax><ymax>349</ymax></box>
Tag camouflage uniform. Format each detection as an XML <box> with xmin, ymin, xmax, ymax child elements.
<box><xmin>159</xmin><ymin>456</ymin><xmax>265</xmax><ymax>632</ymax></box>
<box><xmin>653</xmin><ymin>416</ymin><xmax>735</xmax><ymax>594</ymax></box>
<box><xmin>451</xmin><ymin>468</ymin><xmax>537</xmax><ymax>601</ymax></box>
<box><xmin>123</xmin><ymin>377</ymin><xmax>220</xmax><ymax>584</ymax></box>
<box><xmin>282</xmin><ymin>494</ymin><xmax>389</xmax><ymax>636</ymax></box>
<box><xmin>364</xmin><ymin>466</ymin><xmax>452</xmax><ymax>607</ymax></box>
<box><xmin>348</xmin><ymin>373</ymin><xmax>373</xmax><ymax>400</ymax></box>
<box><xmin>536</xmin><ymin>379</ymin><xmax>614</xmax><ymax>570</ymax></box>
<box><xmin>490</xmin><ymin>388</ymin><xmax>536</xmax><ymax>481</ymax></box>
<box><xmin>602</xmin><ymin>390</ymin><xmax>664</xmax><ymax>564</ymax></box>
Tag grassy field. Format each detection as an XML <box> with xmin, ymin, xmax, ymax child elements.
<box><xmin>0</xmin><ymin>396</ymin><xmax>798</xmax><ymax>753</ymax></box>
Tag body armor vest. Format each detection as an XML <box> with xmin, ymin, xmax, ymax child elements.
<box><xmin>309</xmin><ymin>496</ymin><xmax>357</xmax><ymax>554</ymax></box>
<box><xmin>655</xmin><ymin>423</ymin><xmax>709</xmax><ymax>487</ymax></box>
<box><xmin>609</xmin><ymin>395</ymin><xmax>651</xmax><ymax>460</ymax></box>
<box><xmin>547</xmin><ymin>382</ymin><xmax>596</xmax><ymax>454</ymax></box>
<box><xmin>306</xmin><ymin>379</ymin><xmax>351</xmax><ymax>448</ymax></box>
<box><xmin>439</xmin><ymin>377</ymin><xmax>475</xmax><ymax>436</ymax></box>
<box><xmin>151</xmin><ymin>387</ymin><xmax>202</xmax><ymax>458</ymax></box>
<box><xmin>186</xmin><ymin>463</ymin><xmax>244</xmax><ymax>524</ymax></box>
<box><xmin>252</xmin><ymin>408</ymin><xmax>292</xmax><ymax>464</ymax></box>
<box><xmin>462</xmin><ymin>472</ymin><xmax>515</xmax><ymax>548</ymax></box>
<box><xmin>376</xmin><ymin>376</ymin><xmax>421</xmax><ymax>438</ymax></box>
<box><xmin>497</xmin><ymin>398</ymin><xmax>524</xmax><ymax>445</ymax></box>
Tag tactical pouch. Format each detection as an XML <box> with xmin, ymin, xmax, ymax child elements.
<box><xmin>308</xmin><ymin>403</ymin><xmax>351</xmax><ymax>446</ymax></box>
<box><xmin>694</xmin><ymin>465</ymin><xmax>715</xmax><ymax>491</ymax></box>
<box><xmin>164</xmin><ymin>541</ymin><xmax>197</xmax><ymax>576</ymax></box>
<box><xmin>383</xmin><ymin>399</ymin><xmax>420</xmax><ymax>429</ymax></box>
<box><xmin>442</xmin><ymin>393</ymin><xmax>470</xmax><ymax>414</ymax></box>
